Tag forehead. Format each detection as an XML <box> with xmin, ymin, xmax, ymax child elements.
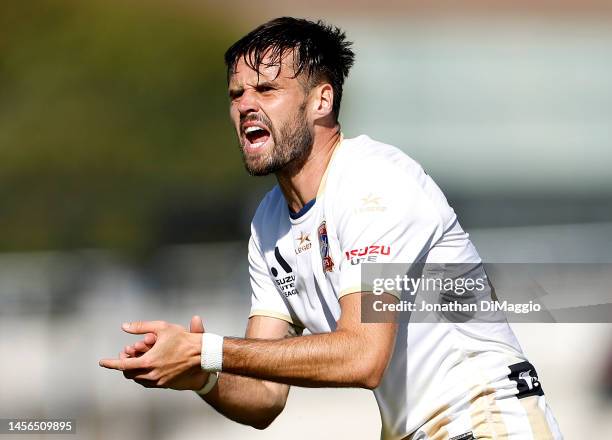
<box><xmin>228</xmin><ymin>50</ymin><xmax>302</xmax><ymax>87</ymax></box>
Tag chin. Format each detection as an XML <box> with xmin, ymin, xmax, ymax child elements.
<box><xmin>244</xmin><ymin>164</ymin><xmax>273</xmax><ymax>177</ymax></box>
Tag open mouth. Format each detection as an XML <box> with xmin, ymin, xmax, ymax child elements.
<box><xmin>244</xmin><ymin>126</ymin><xmax>271</xmax><ymax>150</ymax></box>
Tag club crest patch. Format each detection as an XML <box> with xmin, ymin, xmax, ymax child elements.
<box><xmin>318</xmin><ymin>220</ymin><xmax>334</xmax><ymax>272</ymax></box>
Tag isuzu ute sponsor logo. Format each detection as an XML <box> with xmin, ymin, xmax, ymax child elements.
<box><xmin>344</xmin><ymin>245</ymin><xmax>391</xmax><ymax>259</ymax></box>
<box><xmin>318</xmin><ymin>221</ymin><xmax>334</xmax><ymax>272</ymax></box>
<box><xmin>294</xmin><ymin>231</ymin><xmax>312</xmax><ymax>255</ymax></box>
<box><xmin>344</xmin><ymin>245</ymin><xmax>391</xmax><ymax>265</ymax></box>
<box><xmin>270</xmin><ymin>246</ymin><xmax>298</xmax><ymax>297</ymax></box>
<box><xmin>275</xmin><ymin>274</ymin><xmax>297</xmax><ymax>297</ymax></box>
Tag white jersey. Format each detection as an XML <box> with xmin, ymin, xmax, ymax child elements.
<box><xmin>248</xmin><ymin>135</ymin><xmax>562</xmax><ymax>439</ymax></box>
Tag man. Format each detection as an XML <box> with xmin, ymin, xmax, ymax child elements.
<box><xmin>100</xmin><ymin>17</ymin><xmax>563</xmax><ymax>439</ymax></box>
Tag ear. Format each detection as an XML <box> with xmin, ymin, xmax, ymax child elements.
<box><xmin>311</xmin><ymin>83</ymin><xmax>334</xmax><ymax>119</ymax></box>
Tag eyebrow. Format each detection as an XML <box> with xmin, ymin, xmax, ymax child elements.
<box><xmin>254</xmin><ymin>80</ymin><xmax>278</xmax><ymax>90</ymax></box>
<box><xmin>228</xmin><ymin>80</ymin><xmax>280</xmax><ymax>99</ymax></box>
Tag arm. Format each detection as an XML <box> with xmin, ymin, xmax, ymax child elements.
<box><xmin>100</xmin><ymin>294</ymin><xmax>397</xmax><ymax>390</ymax></box>
<box><xmin>202</xmin><ymin>315</ymin><xmax>299</xmax><ymax>430</ymax></box>
<box><xmin>99</xmin><ymin>294</ymin><xmax>397</xmax><ymax>419</ymax></box>
<box><xmin>222</xmin><ymin>293</ymin><xmax>397</xmax><ymax>389</ymax></box>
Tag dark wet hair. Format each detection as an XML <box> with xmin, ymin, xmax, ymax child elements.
<box><xmin>224</xmin><ymin>17</ymin><xmax>355</xmax><ymax>121</ymax></box>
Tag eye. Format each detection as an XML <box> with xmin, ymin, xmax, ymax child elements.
<box><xmin>256</xmin><ymin>84</ymin><xmax>276</xmax><ymax>94</ymax></box>
<box><xmin>229</xmin><ymin>91</ymin><xmax>242</xmax><ymax>101</ymax></box>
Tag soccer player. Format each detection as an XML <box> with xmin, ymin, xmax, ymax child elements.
<box><xmin>100</xmin><ymin>17</ymin><xmax>563</xmax><ymax>439</ymax></box>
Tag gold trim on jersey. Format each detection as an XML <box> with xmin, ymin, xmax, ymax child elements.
<box><xmin>520</xmin><ymin>395</ymin><xmax>555</xmax><ymax>439</ymax></box>
<box><xmin>339</xmin><ymin>286</ymin><xmax>402</xmax><ymax>300</ymax></box>
<box><xmin>249</xmin><ymin>309</ymin><xmax>298</xmax><ymax>326</ymax></box>
<box><xmin>422</xmin><ymin>403</ymin><xmax>452</xmax><ymax>440</ymax></box>
<box><xmin>315</xmin><ymin>132</ymin><xmax>344</xmax><ymax>198</ymax></box>
<box><xmin>469</xmin><ymin>386</ymin><xmax>509</xmax><ymax>439</ymax></box>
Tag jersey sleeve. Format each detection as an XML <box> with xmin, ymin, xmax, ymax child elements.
<box><xmin>247</xmin><ymin>234</ymin><xmax>297</xmax><ymax>325</ymax></box>
<box><xmin>334</xmin><ymin>159</ymin><xmax>446</xmax><ymax>299</ymax></box>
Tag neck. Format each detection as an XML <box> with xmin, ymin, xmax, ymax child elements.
<box><xmin>276</xmin><ymin>126</ymin><xmax>341</xmax><ymax>214</ymax></box>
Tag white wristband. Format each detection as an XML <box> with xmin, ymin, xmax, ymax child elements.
<box><xmin>195</xmin><ymin>371</ymin><xmax>219</xmax><ymax>396</ymax></box>
<box><xmin>201</xmin><ymin>333</ymin><xmax>224</xmax><ymax>372</ymax></box>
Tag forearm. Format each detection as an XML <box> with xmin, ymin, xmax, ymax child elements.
<box><xmin>222</xmin><ymin>327</ymin><xmax>387</xmax><ymax>389</ymax></box>
<box><xmin>200</xmin><ymin>372</ymin><xmax>288</xmax><ymax>430</ymax></box>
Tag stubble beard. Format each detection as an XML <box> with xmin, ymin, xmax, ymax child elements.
<box><xmin>240</xmin><ymin>102</ymin><xmax>313</xmax><ymax>177</ymax></box>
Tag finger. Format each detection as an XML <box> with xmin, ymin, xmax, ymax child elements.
<box><xmin>129</xmin><ymin>345</ymin><xmax>144</xmax><ymax>358</ymax></box>
<box><xmin>120</xmin><ymin>350</ymin><xmax>129</xmax><ymax>360</ymax></box>
<box><xmin>134</xmin><ymin>341</ymin><xmax>152</xmax><ymax>354</ymax></box>
<box><xmin>190</xmin><ymin>315</ymin><xmax>205</xmax><ymax>333</ymax></box>
<box><xmin>121</xmin><ymin>321</ymin><xmax>168</xmax><ymax>335</ymax></box>
<box><xmin>99</xmin><ymin>356</ymin><xmax>145</xmax><ymax>371</ymax></box>
<box><xmin>124</xmin><ymin>345</ymin><xmax>136</xmax><ymax>357</ymax></box>
<box><xmin>143</xmin><ymin>333</ymin><xmax>157</xmax><ymax>345</ymax></box>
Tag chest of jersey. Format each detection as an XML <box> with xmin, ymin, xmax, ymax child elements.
<box><xmin>264</xmin><ymin>202</ymin><xmax>342</xmax><ymax>333</ymax></box>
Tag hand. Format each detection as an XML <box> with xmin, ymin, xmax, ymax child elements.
<box><xmin>99</xmin><ymin>317</ymin><xmax>209</xmax><ymax>391</ymax></box>
<box><xmin>122</xmin><ymin>332</ymin><xmax>157</xmax><ymax>358</ymax></box>
<box><xmin>122</xmin><ymin>316</ymin><xmax>203</xmax><ymax>358</ymax></box>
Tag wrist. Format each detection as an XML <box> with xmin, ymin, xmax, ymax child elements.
<box><xmin>201</xmin><ymin>333</ymin><xmax>224</xmax><ymax>372</ymax></box>
<box><xmin>189</xmin><ymin>333</ymin><xmax>204</xmax><ymax>368</ymax></box>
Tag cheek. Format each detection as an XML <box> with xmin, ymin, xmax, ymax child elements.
<box><xmin>229</xmin><ymin>106</ymin><xmax>240</xmax><ymax>127</ymax></box>
<box><xmin>265</xmin><ymin>102</ymin><xmax>298</xmax><ymax>128</ymax></box>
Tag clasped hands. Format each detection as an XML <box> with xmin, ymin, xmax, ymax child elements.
<box><xmin>99</xmin><ymin>316</ymin><xmax>209</xmax><ymax>391</ymax></box>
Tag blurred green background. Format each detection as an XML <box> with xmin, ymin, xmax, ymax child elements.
<box><xmin>0</xmin><ymin>0</ymin><xmax>270</xmax><ymax>253</ymax></box>
<box><xmin>2</xmin><ymin>1</ymin><xmax>612</xmax><ymax>256</ymax></box>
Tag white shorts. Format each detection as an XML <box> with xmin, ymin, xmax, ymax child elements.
<box><xmin>406</xmin><ymin>360</ymin><xmax>563</xmax><ymax>440</ymax></box>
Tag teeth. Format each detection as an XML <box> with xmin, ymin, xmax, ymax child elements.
<box><xmin>245</xmin><ymin>126</ymin><xmax>264</xmax><ymax>133</ymax></box>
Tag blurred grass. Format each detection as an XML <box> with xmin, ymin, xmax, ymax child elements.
<box><xmin>0</xmin><ymin>0</ymin><xmax>255</xmax><ymax>253</ymax></box>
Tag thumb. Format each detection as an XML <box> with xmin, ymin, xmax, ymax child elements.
<box><xmin>122</xmin><ymin>320</ymin><xmax>166</xmax><ymax>335</ymax></box>
<box><xmin>189</xmin><ymin>315</ymin><xmax>205</xmax><ymax>333</ymax></box>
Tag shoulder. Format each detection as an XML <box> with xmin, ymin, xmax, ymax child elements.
<box><xmin>327</xmin><ymin>135</ymin><xmax>453</xmax><ymax>226</ymax></box>
<box><xmin>331</xmin><ymin>134</ymin><xmax>431</xmax><ymax>195</ymax></box>
<box><xmin>250</xmin><ymin>185</ymin><xmax>285</xmax><ymax>241</ymax></box>
<box><xmin>335</xmin><ymin>135</ymin><xmax>429</xmax><ymax>183</ymax></box>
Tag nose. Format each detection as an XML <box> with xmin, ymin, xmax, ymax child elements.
<box><xmin>236</xmin><ymin>89</ymin><xmax>259</xmax><ymax>116</ymax></box>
